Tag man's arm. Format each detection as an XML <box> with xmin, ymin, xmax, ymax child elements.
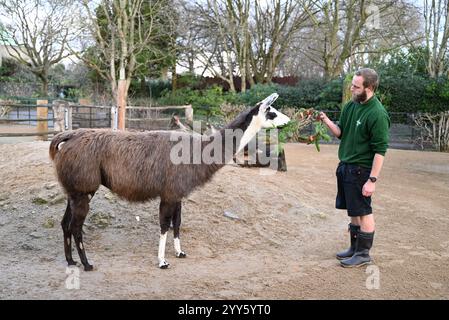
<box><xmin>319</xmin><ymin>112</ymin><xmax>341</xmax><ymax>138</ymax></box>
<box><xmin>362</xmin><ymin>153</ymin><xmax>385</xmax><ymax>197</ymax></box>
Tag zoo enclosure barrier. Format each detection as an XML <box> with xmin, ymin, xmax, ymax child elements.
<box><xmin>200</xmin><ymin>109</ymin><xmax>431</xmax><ymax>150</ymax></box>
<box><xmin>0</xmin><ymin>100</ymin><xmax>193</xmax><ymax>140</ymax></box>
<box><xmin>0</xmin><ymin>100</ymin><xmax>437</xmax><ymax>150</ymax></box>
<box><xmin>320</xmin><ymin>110</ymin><xmax>432</xmax><ymax>150</ymax></box>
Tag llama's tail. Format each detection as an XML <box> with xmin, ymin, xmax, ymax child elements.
<box><xmin>49</xmin><ymin>130</ymin><xmax>77</xmax><ymax>160</ymax></box>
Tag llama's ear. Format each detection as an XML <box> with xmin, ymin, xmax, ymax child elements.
<box><xmin>258</xmin><ymin>93</ymin><xmax>279</xmax><ymax>112</ymax></box>
<box><xmin>248</xmin><ymin>103</ymin><xmax>261</xmax><ymax>117</ymax></box>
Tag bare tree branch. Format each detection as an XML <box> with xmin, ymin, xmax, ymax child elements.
<box><xmin>0</xmin><ymin>0</ymin><xmax>77</xmax><ymax>95</ymax></box>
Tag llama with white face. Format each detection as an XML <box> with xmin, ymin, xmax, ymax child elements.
<box><xmin>49</xmin><ymin>93</ymin><xmax>289</xmax><ymax>270</ymax></box>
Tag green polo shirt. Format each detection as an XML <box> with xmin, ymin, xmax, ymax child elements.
<box><xmin>338</xmin><ymin>96</ymin><xmax>390</xmax><ymax>168</ymax></box>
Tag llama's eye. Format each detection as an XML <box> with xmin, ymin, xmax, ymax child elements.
<box><xmin>266</xmin><ymin>111</ymin><xmax>277</xmax><ymax>120</ymax></box>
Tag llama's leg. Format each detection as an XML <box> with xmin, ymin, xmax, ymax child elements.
<box><xmin>158</xmin><ymin>200</ymin><xmax>175</xmax><ymax>269</ymax></box>
<box><xmin>69</xmin><ymin>193</ymin><xmax>93</xmax><ymax>271</ymax></box>
<box><xmin>172</xmin><ymin>201</ymin><xmax>186</xmax><ymax>258</ymax></box>
<box><xmin>61</xmin><ymin>201</ymin><xmax>76</xmax><ymax>266</ymax></box>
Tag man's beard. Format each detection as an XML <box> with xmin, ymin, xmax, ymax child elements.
<box><xmin>352</xmin><ymin>90</ymin><xmax>367</xmax><ymax>103</ymax></box>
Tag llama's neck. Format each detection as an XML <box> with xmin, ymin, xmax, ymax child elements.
<box><xmin>223</xmin><ymin>108</ymin><xmax>260</xmax><ymax>158</ymax></box>
<box><xmin>188</xmin><ymin>108</ymin><xmax>259</xmax><ymax>183</ymax></box>
<box><xmin>235</xmin><ymin>116</ymin><xmax>262</xmax><ymax>154</ymax></box>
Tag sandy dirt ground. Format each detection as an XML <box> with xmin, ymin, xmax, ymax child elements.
<box><xmin>0</xmin><ymin>140</ymin><xmax>448</xmax><ymax>300</ymax></box>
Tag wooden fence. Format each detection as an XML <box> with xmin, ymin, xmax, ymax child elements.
<box><xmin>0</xmin><ymin>100</ymin><xmax>193</xmax><ymax>141</ymax></box>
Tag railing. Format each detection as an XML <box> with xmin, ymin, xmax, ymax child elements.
<box><xmin>317</xmin><ymin>110</ymin><xmax>425</xmax><ymax>149</ymax></box>
<box><xmin>0</xmin><ymin>101</ymin><xmax>193</xmax><ymax>141</ymax></box>
<box><xmin>0</xmin><ymin>100</ymin><xmax>57</xmax><ymax>140</ymax></box>
<box><xmin>0</xmin><ymin>100</ymin><xmax>438</xmax><ymax>150</ymax></box>
<box><xmin>202</xmin><ymin>109</ymin><xmax>431</xmax><ymax>150</ymax></box>
<box><xmin>126</xmin><ymin>105</ymin><xmax>193</xmax><ymax>131</ymax></box>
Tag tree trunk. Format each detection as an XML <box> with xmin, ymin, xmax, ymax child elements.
<box><xmin>140</xmin><ymin>76</ymin><xmax>146</xmax><ymax>96</ymax></box>
<box><xmin>171</xmin><ymin>63</ymin><xmax>177</xmax><ymax>93</ymax></box>
<box><xmin>247</xmin><ymin>64</ymin><xmax>255</xmax><ymax>87</ymax></box>
<box><xmin>37</xmin><ymin>73</ymin><xmax>49</xmax><ymax>97</ymax></box>
<box><xmin>188</xmin><ymin>52</ymin><xmax>195</xmax><ymax>73</ymax></box>
<box><xmin>117</xmin><ymin>79</ymin><xmax>127</xmax><ymax>130</ymax></box>
<box><xmin>241</xmin><ymin>65</ymin><xmax>246</xmax><ymax>92</ymax></box>
<box><xmin>228</xmin><ymin>72</ymin><xmax>236</xmax><ymax>92</ymax></box>
<box><xmin>42</xmin><ymin>80</ymin><xmax>49</xmax><ymax>97</ymax></box>
<box><xmin>342</xmin><ymin>74</ymin><xmax>353</xmax><ymax>107</ymax></box>
<box><xmin>161</xmin><ymin>67</ymin><xmax>169</xmax><ymax>80</ymax></box>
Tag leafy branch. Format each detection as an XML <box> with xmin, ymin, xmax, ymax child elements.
<box><xmin>278</xmin><ymin>107</ymin><xmax>331</xmax><ymax>152</ymax></box>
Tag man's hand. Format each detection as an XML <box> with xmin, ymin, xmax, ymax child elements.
<box><xmin>319</xmin><ymin>112</ymin><xmax>329</xmax><ymax>122</ymax></box>
<box><xmin>362</xmin><ymin>180</ymin><xmax>376</xmax><ymax>197</ymax></box>
<box><xmin>319</xmin><ymin>112</ymin><xmax>341</xmax><ymax>138</ymax></box>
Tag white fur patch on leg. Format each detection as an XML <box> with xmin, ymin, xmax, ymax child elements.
<box><xmin>175</xmin><ymin>238</ymin><xmax>187</xmax><ymax>258</ymax></box>
<box><xmin>174</xmin><ymin>238</ymin><xmax>181</xmax><ymax>254</ymax></box>
<box><xmin>158</xmin><ymin>232</ymin><xmax>169</xmax><ymax>268</ymax></box>
<box><xmin>174</xmin><ymin>238</ymin><xmax>187</xmax><ymax>258</ymax></box>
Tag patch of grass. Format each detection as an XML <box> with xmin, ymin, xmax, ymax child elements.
<box><xmin>88</xmin><ymin>211</ymin><xmax>113</xmax><ymax>229</ymax></box>
<box><xmin>42</xmin><ymin>218</ymin><xmax>55</xmax><ymax>228</ymax></box>
<box><xmin>32</xmin><ymin>197</ymin><xmax>48</xmax><ymax>205</ymax></box>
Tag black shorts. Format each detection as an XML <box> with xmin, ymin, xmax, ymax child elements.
<box><xmin>336</xmin><ymin>162</ymin><xmax>372</xmax><ymax>217</ymax></box>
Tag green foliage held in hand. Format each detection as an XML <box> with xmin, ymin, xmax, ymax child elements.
<box><xmin>277</xmin><ymin>108</ymin><xmax>331</xmax><ymax>152</ymax></box>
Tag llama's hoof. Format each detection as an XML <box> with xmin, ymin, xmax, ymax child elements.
<box><xmin>176</xmin><ymin>252</ymin><xmax>187</xmax><ymax>258</ymax></box>
<box><xmin>84</xmin><ymin>264</ymin><xmax>94</xmax><ymax>271</ymax></box>
<box><xmin>159</xmin><ymin>260</ymin><xmax>170</xmax><ymax>269</ymax></box>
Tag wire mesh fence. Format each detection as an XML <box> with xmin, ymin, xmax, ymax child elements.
<box><xmin>0</xmin><ymin>100</ymin><xmax>439</xmax><ymax>150</ymax></box>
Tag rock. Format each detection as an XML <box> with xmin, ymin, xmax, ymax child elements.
<box><xmin>21</xmin><ymin>243</ymin><xmax>35</xmax><ymax>251</ymax></box>
<box><xmin>98</xmin><ymin>218</ymin><xmax>109</xmax><ymax>228</ymax></box>
<box><xmin>223</xmin><ymin>210</ymin><xmax>240</xmax><ymax>220</ymax></box>
<box><xmin>44</xmin><ymin>183</ymin><xmax>58</xmax><ymax>190</ymax></box>
<box><xmin>46</xmin><ymin>192</ymin><xmax>58</xmax><ymax>199</ymax></box>
<box><xmin>30</xmin><ymin>232</ymin><xmax>44</xmax><ymax>239</ymax></box>
<box><xmin>104</xmin><ymin>192</ymin><xmax>116</xmax><ymax>201</ymax></box>
<box><xmin>49</xmin><ymin>194</ymin><xmax>66</xmax><ymax>205</ymax></box>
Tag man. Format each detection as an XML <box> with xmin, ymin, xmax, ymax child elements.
<box><xmin>320</xmin><ymin>68</ymin><xmax>390</xmax><ymax>268</ymax></box>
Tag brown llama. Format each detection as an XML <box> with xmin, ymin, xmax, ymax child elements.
<box><xmin>49</xmin><ymin>93</ymin><xmax>289</xmax><ymax>270</ymax></box>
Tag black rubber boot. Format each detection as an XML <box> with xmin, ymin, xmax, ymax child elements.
<box><xmin>336</xmin><ymin>224</ymin><xmax>360</xmax><ymax>260</ymax></box>
<box><xmin>340</xmin><ymin>230</ymin><xmax>374</xmax><ymax>268</ymax></box>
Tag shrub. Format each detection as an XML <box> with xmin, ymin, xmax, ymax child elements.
<box><xmin>158</xmin><ymin>86</ymin><xmax>225</xmax><ymax>118</ymax></box>
<box><xmin>147</xmin><ymin>79</ymin><xmax>172</xmax><ymax>99</ymax></box>
<box><xmin>228</xmin><ymin>80</ymin><xmax>342</xmax><ymax>111</ymax></box>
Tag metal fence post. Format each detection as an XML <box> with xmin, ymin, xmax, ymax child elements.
<box><xmin>185</xmin><ymin>105</ymin><xmax>193</xmax><ymax>123</ymax></box>
<box><xmin>111</xmin><ymin>106</ymin><xmax>118</xmax><ymax>130</ymax></box>
<box><xmin>65</xmin><ymin>104</ymin><xmax>73</xmax><ymax>130</ymax></box>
